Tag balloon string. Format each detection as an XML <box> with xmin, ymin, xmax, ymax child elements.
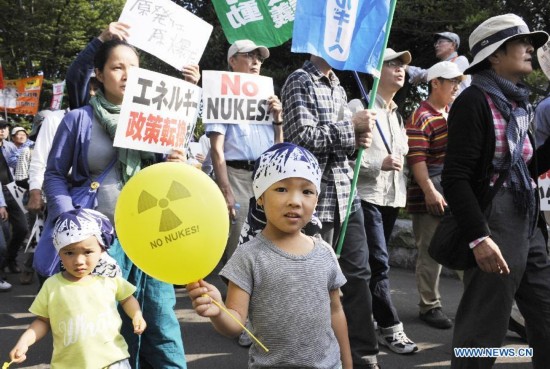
<box><xmin>202</xmin><ymin>294</ymin><xmax>269</xmax><ymax>352</ymax></box>
<box><xmin>3</xmin><ymin>360</ymin><xmax>13</xmax><ymax>369</ymax></box>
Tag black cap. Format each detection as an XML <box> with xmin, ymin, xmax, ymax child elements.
<box><xmin>0</xmin><ymin>120</ymin><xmax>11</xmax><ymax>128</ymax></box>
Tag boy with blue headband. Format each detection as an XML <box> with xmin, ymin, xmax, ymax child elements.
<box><xmin>188</xmin><ymin>143</ymin><xmax>352</xmax><ymax>368</ymax></box>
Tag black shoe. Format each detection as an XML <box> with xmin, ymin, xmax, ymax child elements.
<box><xmin>419</xmin><ymin>307</ymin><xmax>453</xmax><ymax>329</ymax></box>
<box><xmin>508</xmin><ymin>316</ymin><xmax>527</xmax><ymax>341</ymax></box>
<box><xmin>6</xmin><ymin>262</ymin><xmax>21</xmax><ymax>274</ymax></box>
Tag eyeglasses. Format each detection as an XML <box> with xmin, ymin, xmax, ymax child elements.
<box><xmin>384</xmin><ymin>60</ymin><xmax>405</xmax><ymax>69</ymax></box>
<box><xmin>438</xmin><ymin>78</ymin><xmax>462</xmax><ymax>86</ymax></box>
<box><xmin>434</xmin><ymin>39</ymin><xmax>452</xmax><ymax>47</ymax></box>
<box><xmin>235</xmin><ymin>52</ymin><xmax>266</xmax><ymax>63</ymax></box>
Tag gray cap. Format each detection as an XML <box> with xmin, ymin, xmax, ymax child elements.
<box><xmin>434</xmin><ymin>32</ymin><xmax>460</xmax><ymax>49</ymax></box>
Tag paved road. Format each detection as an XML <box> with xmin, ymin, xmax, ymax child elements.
<box><xmin>0</xmin><ymin>265</ymin><xmax>532</xmax><ymax>368</ymax></box>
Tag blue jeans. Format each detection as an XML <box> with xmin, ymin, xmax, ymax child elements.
<box><xmin>319</xmin><ymin>209</ymin><xmax>379</xmax><ymax>367</ymax></box>
<box><xmin>361</xmin><ymin>201</ymin><xmax>401</xmax><ymax>328</ymax></box>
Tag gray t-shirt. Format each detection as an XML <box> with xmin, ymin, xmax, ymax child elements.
<box><xmin>220</xmin><ymin>233</ymin><xmax>346</xmax><ymax>369</ymax></box>
<box><xmin>88</xmin><ymin>117</ymin><xmax>121</xmax><ymax>224</ymax></box>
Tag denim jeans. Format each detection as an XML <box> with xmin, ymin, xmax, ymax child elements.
<box><xmin>319</xmin><ymin>209</ymin><xmax>379</xmax><ymax>367</ymax></box>
<box><xmin>361</xmin><ymin>200</ymin><xmax>401</xmax><ymax>328</ymax></box>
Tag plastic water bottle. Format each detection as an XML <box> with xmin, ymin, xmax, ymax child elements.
<box><xmin>231</xmin><ymin>203</ymin><xmax>241</xmax><ymax>225</ymax></box>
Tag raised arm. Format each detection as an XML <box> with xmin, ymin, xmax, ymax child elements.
<box><xmin>66</xmin><ymin>22</ymin><xmax>130</xmax><ymax>109</ymax></box>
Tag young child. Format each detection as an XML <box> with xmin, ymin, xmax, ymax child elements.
<box><xmin>9</xmin><ymin>208</ymin><xmax>146</xmax><ymax>369</ymax></box>
<box><xmin>187</xmin><ymin>143</ymin><xmax>352</xmax><ymax>369</ymax></box>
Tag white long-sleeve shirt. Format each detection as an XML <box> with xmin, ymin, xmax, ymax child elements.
<box><xmin>28</xmin><ymin>110</ymin><xmax>66</xmax><ymax>191</ymax></box>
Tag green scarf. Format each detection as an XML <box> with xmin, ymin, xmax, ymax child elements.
<box><xmin>89</xmin><ymin>90</ymin><xmax>155</xmax><ymax>183</ymax></box>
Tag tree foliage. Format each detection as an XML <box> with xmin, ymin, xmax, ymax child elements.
<box><xmin>1</xmin><ymin>0</ymin><xmax>549</xmax><ymax>120</ymax></box>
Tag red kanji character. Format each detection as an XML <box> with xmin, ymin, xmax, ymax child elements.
<box><xmin>160</xmin><ymin>117</ymin><xmax>177</xmax><ymax>147</ymax></box>
<box><xmin>126</xmin><ymin>111</ymin><xmax>147</xmax><ymax>140</ymax></box>
<box><xmin>143</xmin><ymin>114</ymin><xmax>163</xmax><ymax>144</ymax></box>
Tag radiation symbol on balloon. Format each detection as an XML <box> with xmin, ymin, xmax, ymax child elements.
<box><xmin>137</xmin><ymin>181</ymin><xmax>191</xmax><ymax>232</ymax></box>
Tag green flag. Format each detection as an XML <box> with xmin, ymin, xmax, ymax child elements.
<box><xmin>212</xmin><ymin>0</ymin><xmax>295</xmax><ymax>47</ymax></box>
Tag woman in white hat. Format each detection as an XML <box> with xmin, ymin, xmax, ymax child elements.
<box><xmin>441</xmin><ymin>14</ymin><xmax>550</xmax><ymax>368</ymax></box>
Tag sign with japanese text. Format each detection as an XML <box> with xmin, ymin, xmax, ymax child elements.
<box><xmin>539</xmin><ymin>170</ymin><xmax>550</xmax><ymax>211</ymax></box>
<box><xmin>212</xmin><ymin>0</ymin><xmax>295</xmax><ymax>47</ymax></box>
<box><xmin>538</xmin><ymin>40</ymin><xmax>550</xmax><ymax>80</ymax></box>
<box><xmin>119</xmin><ymin>0</ymin><xmax>213</xmax><ymax>70</ymax></box>
<box><xmin>115</xmin><ymin>67</ymin><xmax>201</xmax><ymax>154</ymax></box>
<box><xmin>291</xmin><ymin>0</ymin><xmax>390</xmax><ymax>74</ymax></box>
<box><xmin>201</xmin><ymin>70</ymin><xmax>274</xmax><ymax>125</ymax></box>
<box><xmin>50</xmin><ymin>81</ymin><xmax>65</xmax><ymax>110</ymax></box>
<box><xmin>0</xmin><ymin>75</ymin><xmax>43</xmax><ymax>115</ymax></box>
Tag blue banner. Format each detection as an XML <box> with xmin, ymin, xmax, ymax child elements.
<box><xmin>291</xmin><ymin>0</ymin><xmax>390</xmax><ymax>74</ymax></box>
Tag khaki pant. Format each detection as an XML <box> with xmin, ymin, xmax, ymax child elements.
<box><xmin>411</xmin><ymin>212</ymin><xmax>443</xmax><ymax>313</ymax></box>
<box><xmin>224</xmin><ymin>166</ymin><xmax>254</xmax><ymax>261</ymax></box>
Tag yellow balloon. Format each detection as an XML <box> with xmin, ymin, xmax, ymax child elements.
<box><xmin>115</xmin><ymin>162</ymin><xmax>229</xmax><ymax>285</ymax></box>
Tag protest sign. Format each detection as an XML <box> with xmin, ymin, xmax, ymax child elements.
<box><xmin>119</xmin><ymin>0</ymin><xmax>213</xmax><ymax>70</ymax></box>
<box><xmin>202</xmin><ymin>70</ymin><xmax>274</xmax><ymax>125</ymax></box>
<box><xmin>212</xmin><ymin>0</ymin><xmax>295</xmax><ymax>47</ymax></box>
<box><xmin>50</xmin><ymin>81</ymin><xmax>65</xmax><ymax>110</ymax></box>
<box><xmin>114</xmin><ymin>67</ymin><xmax>201</xmax><ymax>154</ymax></box>
<box><xmin>539</xmin><ymin>170</ymin><xmax>550</xmax><ymax>211</ymax></box>
<box><xmin>291</xmin><ymin>0</ymin><xmax>390</xmax><ymax>75</ymax></box>
<box><xmin>0</xmin><ymin>75</ymin><xmax>43</xmax><ymax>115</ymax></box>
<box><xmin>6</xmin><ymin>182</ymin><xmax>28</xmax><ymax>214</ymax></box>
<box><xmin>538</xmin><ymin>40</ymin><xmax>550</xmax><ymax>80</ymax></box>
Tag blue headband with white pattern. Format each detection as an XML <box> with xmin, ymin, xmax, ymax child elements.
<box><xmin>252</xmin><ymin>143</ymin><xmax>321</xmax><ymax>199</ymax></box>
<box><xmin>53</xmin><ymin>208</ymin><xmax>115</xmax><ymax>252</ymax></box>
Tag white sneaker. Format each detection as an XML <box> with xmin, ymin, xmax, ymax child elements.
<box><xmin>377</xmin><ymin>322</ymin><xmax>418</xmax><ymax>354</ymax></box>
<box><xmin>0</xmin><ymin>279</ymin><xmax>12</xmax><ymax>292</ymax></box>
<box><xmin>238</xmin><ymin>321</ymin><xmax>253</xmax><ymax>347</ymax></box>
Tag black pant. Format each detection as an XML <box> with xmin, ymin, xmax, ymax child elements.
<box><xmin>2</xmin><ymin>187</ymin><xmax>29</xmax><ymax>265</ymax></box>
<box><xmin>319</xmin><ymin>209</ymin><xmax>379</xmax><ymax>367</ymax></box>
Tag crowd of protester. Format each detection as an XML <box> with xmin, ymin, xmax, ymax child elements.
<box><xmin>2</xmin><ymin>12</ymin><xmax>550</xmax><ymax>369</ymax></box>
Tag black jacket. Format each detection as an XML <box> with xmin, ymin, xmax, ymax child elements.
<box><xmin>441</xmin><ymin>85</ymin><xmax>550</xmax><ymax>243</ymax></box>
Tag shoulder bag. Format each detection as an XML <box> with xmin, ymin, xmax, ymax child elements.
<box><xmin>428</xmin><ymin>171</ymin><xmax>508</xmax><ymax>270</ymax></box>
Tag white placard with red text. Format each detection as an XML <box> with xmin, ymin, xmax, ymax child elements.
<box><xmin>119</xmin><ymin>0</ymin><xmax>212</xmax><ymax>70</ymax></box>
<box><xmin>201</xmin><ymin>71</ymin><xmax>274</xmax><ymax>125</ymax></box>
<box><xmin>114</xmin><ymin>67</ymin><xmax>201</xmax><ymax>154</ymax></box>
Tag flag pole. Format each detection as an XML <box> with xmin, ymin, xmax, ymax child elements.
<box><xmin>336</xmin><ymin>0</ymin><xmax>398</xmax><ymax>257</ymax></box>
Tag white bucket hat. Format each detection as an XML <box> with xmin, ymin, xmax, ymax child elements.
<box><xmin>384</xmin><ymin>48</ymin><xmax>412</xmax><ymax>65</ymax></box>
<box><xmin>465</xmin><ymin>14</ymin><xmax>549</xmax><ymax>74</ymax></box>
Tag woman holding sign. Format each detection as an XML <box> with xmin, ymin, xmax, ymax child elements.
<box><xmin>42</xmin><ymin>36</ymin><xmax>199</xmax><ymax>368</ymax></box>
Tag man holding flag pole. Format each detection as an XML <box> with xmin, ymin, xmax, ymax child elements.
<box><xmin>281</xmin><ymin>0</ymin><xmax>396</xmax><ymax>367</ymax></box>
<box><xmin>282</xmin><ymin>53</ymin><xmax>380</xmax><ymax>368</ymax></box>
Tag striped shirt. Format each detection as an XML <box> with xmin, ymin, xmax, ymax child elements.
<box><xmin>220</xmin><ymin>233</ymin><xmax>346</xmax><ymax>368</ymax></box>
<box><xmin>282</xmin><ymin>60</ymin><xmax>359</xmax><ymax>223</ymax></box>
<box><xmin>406</xmin><ymin>101</ymin><xmax>449</xmax><ymax>213</ymax></box>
